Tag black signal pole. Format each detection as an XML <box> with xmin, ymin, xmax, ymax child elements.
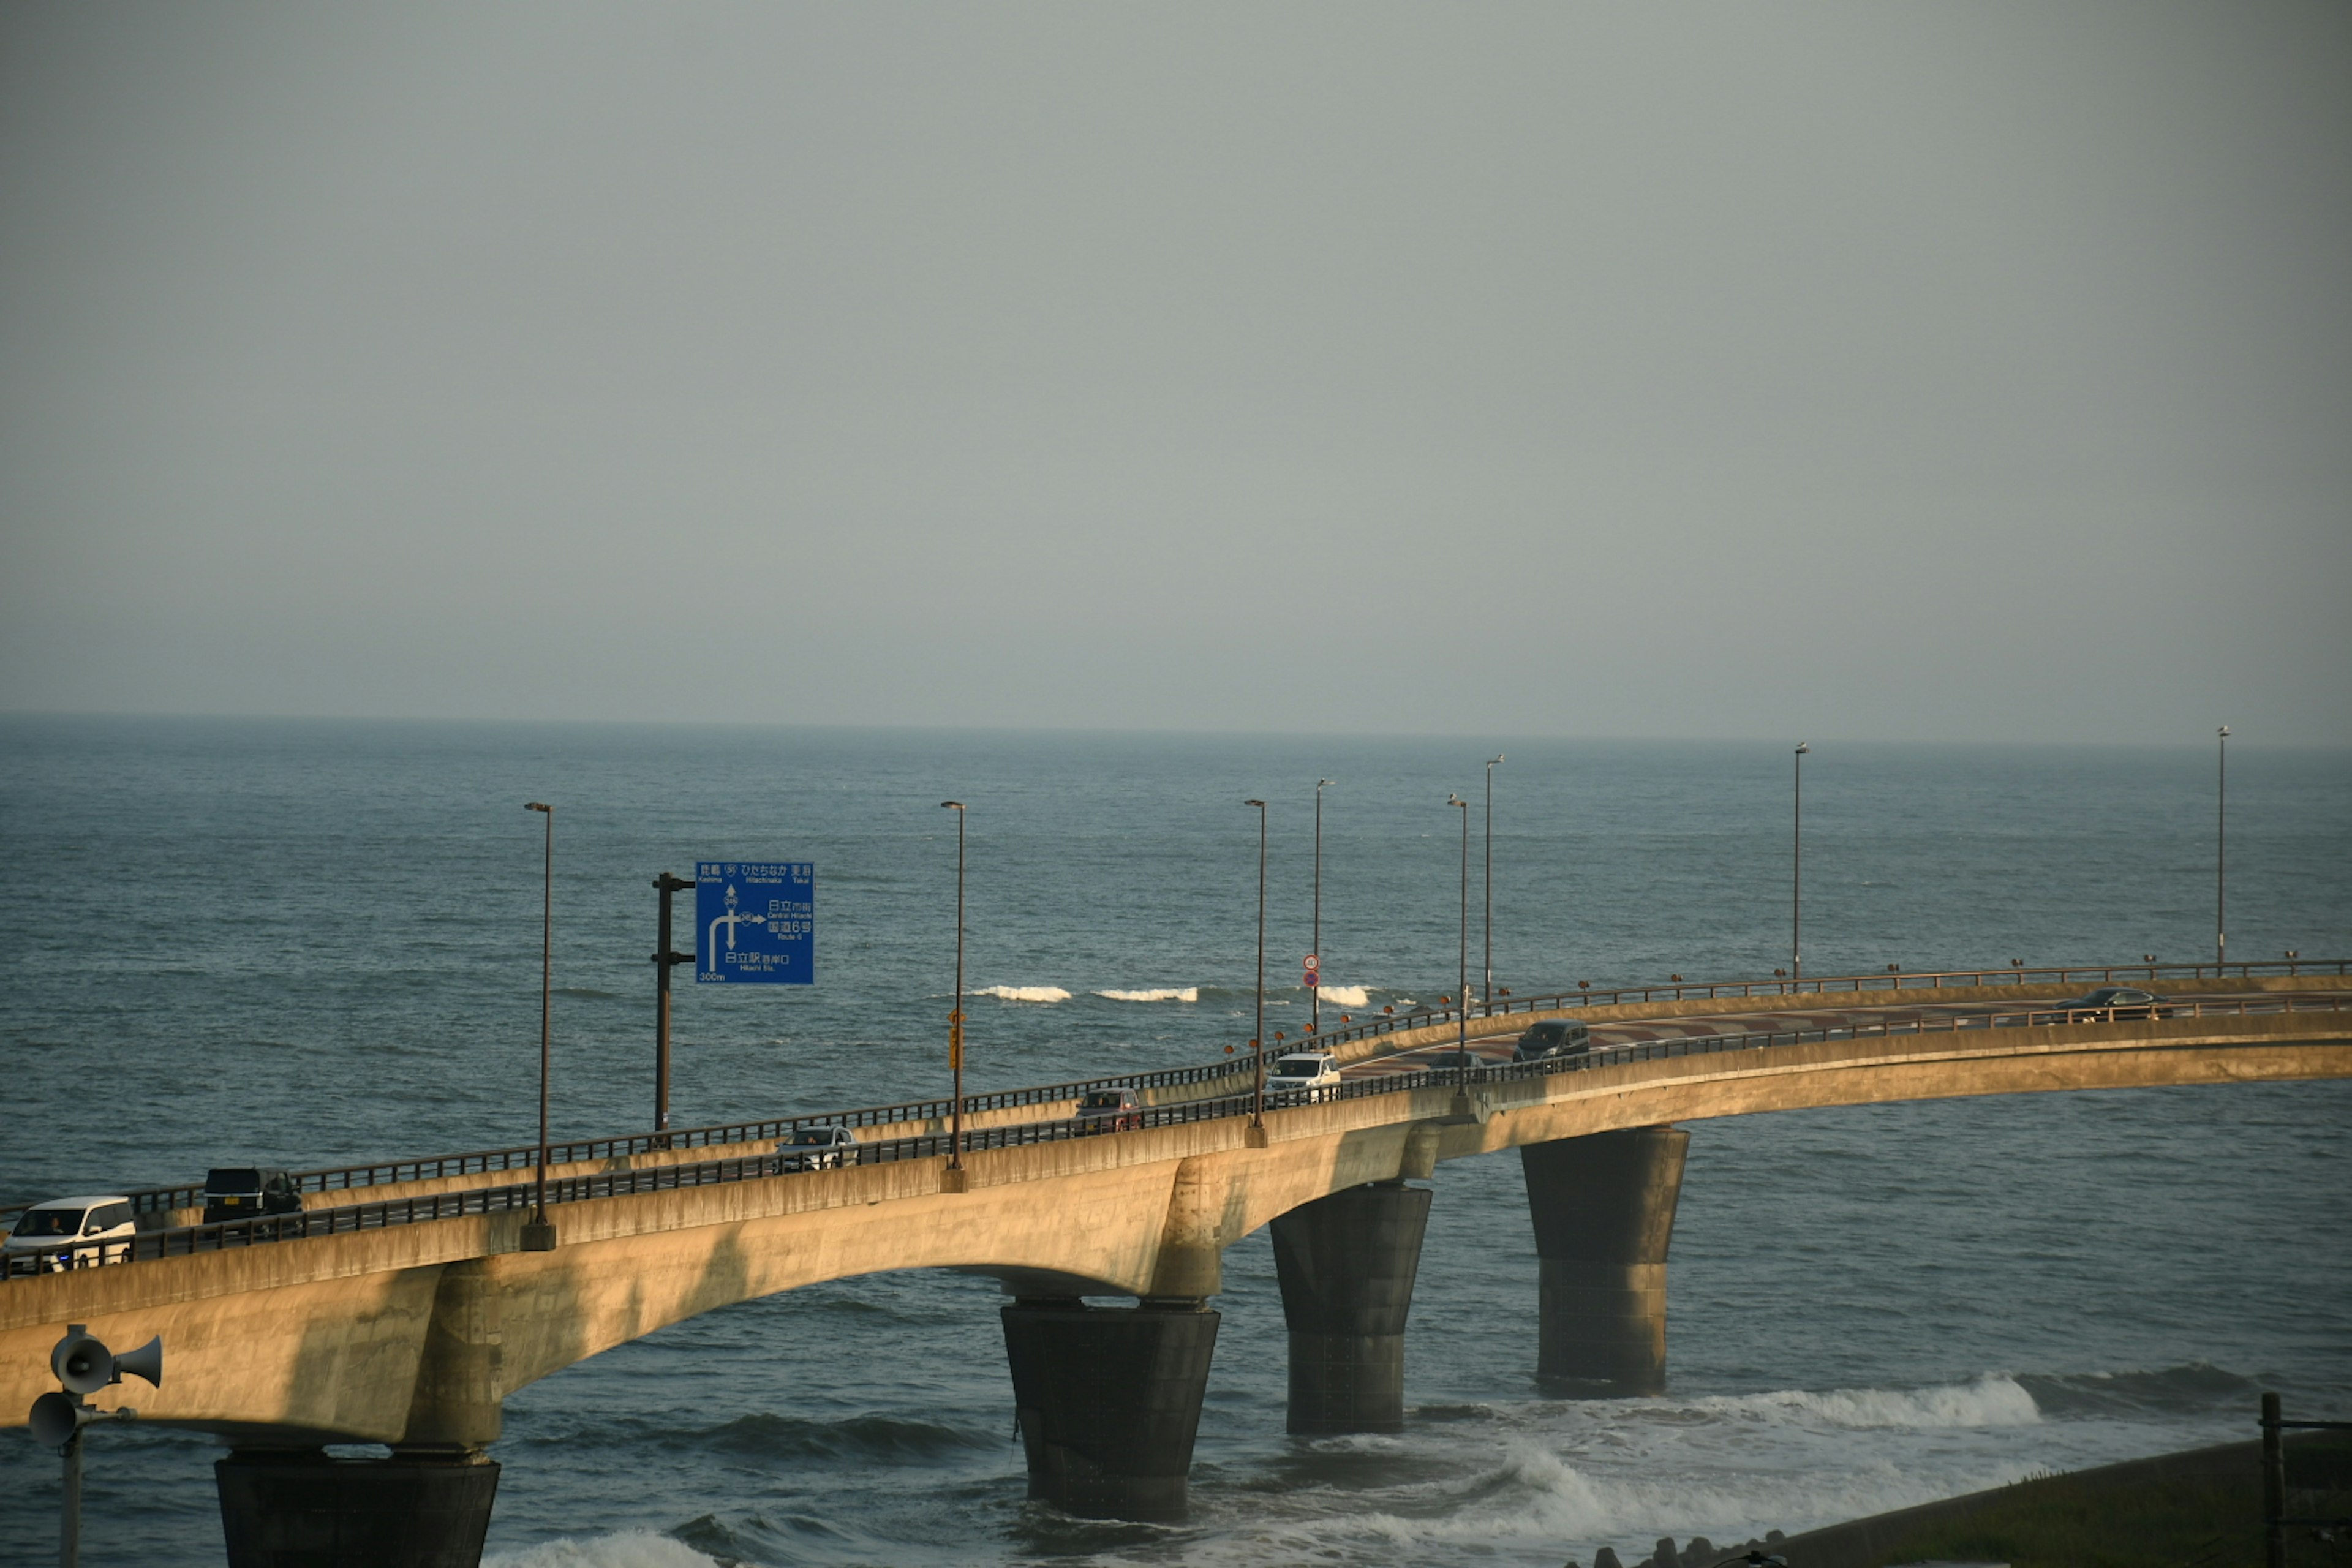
<box><xmin>652</xmin><ymin>872</ymin><xmax>696</xmax><ymax>1140</ymax></box>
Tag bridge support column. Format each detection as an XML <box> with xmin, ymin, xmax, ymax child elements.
<box><xmin>1000</xmin><ymin>1297</ymin><xmax>1219</xmax><ymax>1520</ymax></box>
<box><xmin>1521</xmin><ymin>1125</ymin><xmax>1689</xmax><ymax>1395</ymax></box>
<box><xmin>1271</xmin><ymin>1180</ymin><xmax>1432</xmax><ymax>1434</ymax></box>
<box><xmin>216</xmin><ymin>1449</ymin><xmax>500</xmax><ymax>1568</ymax></box>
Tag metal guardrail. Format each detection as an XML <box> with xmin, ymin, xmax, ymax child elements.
<box><xmin>1298</xmin><ymin>956</ymin><xmax>2352</xmax><ymax>1056</ymax></box>
<box><xmin>28</xmin><ymin>1055</ymin><xmax>1261</xmax><ymax>1223</ymax></box>
<box><xmin>6</xmin><ymin>990</ymin><xmax>2342</xmax><ymax>1281</ymax></box>
<box><xmin>8</xmin><ymin>959</ymin><xmax>2345</xmax><ymax>1224</ymax></box>
<box><xmin>2261</xmin><ymin>1391</ymin><xmax>2352</xmax><ymax>1566</ymax></box>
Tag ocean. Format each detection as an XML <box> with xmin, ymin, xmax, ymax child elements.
<box><xmin>2</xmin><ymin>716</ymin><xmax>2347</xmax><ymax>1566</ymax></box>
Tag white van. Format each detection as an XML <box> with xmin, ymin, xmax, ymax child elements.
<box><xmin>5</xmin><ymin>1196</ymin><xmax>138</xmax><ymax>1272</ymax></box>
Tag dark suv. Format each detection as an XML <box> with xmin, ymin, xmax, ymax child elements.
<box><xmin>1074</xmin><ymin>1088</ymin><xmax>1144</xmax><ymax>1133</ymax></box>
<box><xmin>202</xmin><ymin>1168</ymin><xmax>303</xmax><ymax>1225</ymax></box>
<box><xmin>1512</xmin><ymin>1020</ymin><xmax>1593</xmax><ymax>1062</ymax></box>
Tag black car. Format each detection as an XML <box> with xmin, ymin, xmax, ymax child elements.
<box><xmin>2051</xmin><ymin>986</ymin><xmax>2172</xmax><ymax>1020</ymax></box>
<box><xmin>1512</xmin><ymin>1020</ymin><xmax>1593</xmax><ymax>1063</ymax></box>
<box><xmin>202</xmin><ymin>1167</ymin><xmax>303</xmax><ymax>1224</ymax></box>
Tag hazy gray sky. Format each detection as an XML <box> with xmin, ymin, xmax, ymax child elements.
<box><xmin>2</xmin><ymin>3</ymin><xmax>2345</xmax><ymax>743</ymax></box>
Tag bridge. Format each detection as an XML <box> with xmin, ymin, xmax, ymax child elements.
<box><xmin>6</xmin><ymin>962</ymin><xmax>2349</xmax><ymax>1565</ymax></box>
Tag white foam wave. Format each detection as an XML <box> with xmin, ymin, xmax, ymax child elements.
<box><xmin>1314</xmin><ymin>984</ymin><xmax>1371</xmax><ymax>1008</ymax></box>
<box><xmin>973</xmin><ymin>984</ymin><xmax>1071</xmax><ymax>1003</ymax></box>
<box><xmin>1096</xmin><ymin>986</ymin><xmax>1199</xmax><ymax>1003</ymax></box>
<box><xmin>484</xmin><ymin>1532</ymin><xmax>718</xmax><ymax>1568</ymax></box>
<box><xmin>1690</xmin><ymin>1372</ymin><xmax>2041</xmax><ymax>1430</ymax></box>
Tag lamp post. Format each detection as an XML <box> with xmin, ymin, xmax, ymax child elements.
<box><xmin>941</xmin><ymin>802</ymin><xmax>967</xmax><ymax>1169</ymax></box>
<box><xmin>1449</xmin><ymin>793</ymin><xmax>1469</xmax><ymax>1085</ymax></box>
<box><xmin>1791</xmin><ymin>743</ymin><xmax>1809</xmax><ymax>987</ymax></box>
<box><xmin>522</xmin><ymin>802</ymin><xmax>556</xmax><ymax>1250</ymax></box>
<box><xmin>1311</xmin><ymin>779</ymin><xmax>1332</xmax><ymax>1035</ymax></box>
<box><xmin>2215</xmin><ymin>726</ymin><xmax>2230</xmax><ymax>971</ymax></box>
<box><xmin>1483</xmin><ymin>753</ymin><xmax>1504</xmax><ymax>1009</ymax></box>
<box><xmin>1245</xmin><ymin>798</ymin><xmax>1267</xmax><ymax>1127</ymax></box>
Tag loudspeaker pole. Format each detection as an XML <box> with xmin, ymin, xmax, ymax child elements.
<box><xmin>59</xmin><ymin>1422</ymin><xmax>81</xmax><ymax>1568</ymax></box>
<box><xmin>651</xmin><ymin>872</ymin><xmax>696</xmax><ymax>1141</ymax></box>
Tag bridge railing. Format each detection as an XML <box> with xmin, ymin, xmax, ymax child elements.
<box><xmin>7</xmin><ymin>958</ymin><xmax>2340</xmax><ymax>1227</ymax></box>
<box><xmin>1297</xmin><ymin>956</ymin><xmax>2352</xmax><ymax>1057</ymax></box>
<box><xmin>29</xmin><ymin>1054</ymin><xmax>1261</xmax><ymax>1224</ymax></box>
<box><xmin>7</xmin><ymin>991</ymin><xmax>2343</xmax><ymax>1281</ymax></box>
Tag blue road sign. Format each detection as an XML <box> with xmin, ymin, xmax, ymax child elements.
<box><xmin>695</xmin><ymin>862</ymin><xmax>814</xmax><ymax>984</ymax></box>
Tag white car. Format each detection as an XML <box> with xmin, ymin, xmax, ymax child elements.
<box><xmin>1266</xmin><ymin>1052</ymin><xmax>1341</xmax><ymax>1101</ymax></box>
<box><xmin>5</xmin><ymin>1196</ymin><xmax>138</xmax><ymax>1272</ymax></box>
<box><xmin>775</xmin><ymin>1125</ymin><xmax>860</xmax><ymax>1172</ymax></box>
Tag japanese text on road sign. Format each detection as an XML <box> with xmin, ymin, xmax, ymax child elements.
<box><xmin>695</xmin><ymin>861</ymin><xmax>814</xmax><ymax>985</ymax></box>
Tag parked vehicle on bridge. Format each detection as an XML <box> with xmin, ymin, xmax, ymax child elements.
<box><xmin>775</xmin><ymin>1125</ymin><xmax>860</xmax><ymax>1171</ymax></box>
<box><xmin>1267</xmin><ymin>1052</ymin><xmax>1341</xmax><ymax>1101</ymax></box>
<box><xmin>2052</xmin><ymin>987</ymin><xmax>2173</xmax><ymax>1020</ymax></box>
<box><xmin>1074</xmin><ymin>1087</ymin><xmax>1144</xmax><ymax>1133</ymax></box>
<box><xmin>1512</xmin><ymin>1020</ymin><xmax>1593</xmax><ymax>1061</ymax></box>
<box><xmin>202</xmin><ymin>1167</ymin><xmax>303</xmax><ymax>1224</ymax></box>
<box><xmin>6</xmin><ymin>1196</ymin><xmax>137</xmax><ymax>1270</ymax></box>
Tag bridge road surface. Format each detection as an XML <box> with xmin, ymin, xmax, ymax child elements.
<box><xmin>1348</xmin><ymin>989</ymin><xmax>2321</xmax><ymax>1076</ymax></box>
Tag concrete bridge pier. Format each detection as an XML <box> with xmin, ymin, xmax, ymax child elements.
<box><xmin>1521</xmin><ymin>1125</ymin><xmax>1689</xmax><ymax>1395</ymax></box>
<box><xmin>216</xmin><ymin>1449</ymin><xmax>500</xmax><ymax>1568</ymax></box>
<box><xmin>999</xmin><ymin>1296</ymin><xmax>1220</xmax><ymax>1520</ymax></box>
<box><xmin>1270</xmin><ymin>1180</ymin><xmax>1433</xmax><ymax>1434</ymax></box>
<box><xmin>216</xmin><ymin>1257</ymin><xmax>508</xmax><ymax>1567</ymax></box>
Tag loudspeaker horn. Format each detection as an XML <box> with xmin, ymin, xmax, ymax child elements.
<box><xmin>112</xmin><ymin>1335</ymin><xmax>162</xmax><ymax>1389</ymax></box>
<box><xmin>28</xmin><ymin>1390</ymin><xmax>83</xmax><ymax>1447</ymax></box>
<box><xmin>111</xmin><ymin>1335</ymin><xmax>163</xmax><ymax>1382</ymax></box>
<box><xmin>51</xmin><ymin>1330</ymin><xmax>113</xmax><ymax>1396</ymax></box>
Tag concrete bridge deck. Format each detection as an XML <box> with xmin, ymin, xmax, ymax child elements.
<box><xmin>7</xmin><ymin>967</ymin><xmax>2346</xmax><ymax>1555</ymax></box>
<box><xmin>6</xmin><ymin>987</ymin><xmax>2347</xmax><ymax>1432</ymax></box>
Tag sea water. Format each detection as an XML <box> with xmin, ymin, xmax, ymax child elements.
<box><xmin>1</xmin><ymin>717</ymin><xmax>2346</xmax><ymax>1567</ymax></box>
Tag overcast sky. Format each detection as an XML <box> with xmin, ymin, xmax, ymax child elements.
<box><xmin>1</xmin><ymin>3</ymin><xmax>2345</xmax><ymax>744</ymax></box>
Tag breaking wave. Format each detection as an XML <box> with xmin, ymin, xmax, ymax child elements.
<box><xmin>1314</xmin><ymin>984</ymin><xmax>1371</xmax><ymax>1008</ymax></box>
<box><xmin>1096</xmin><ymin>986</ymin><xmax>1200</xmax><ymax>1003</ymax></box>
<box><xmin>484</xmin><ymin>1533</ymin><xmax>719</xmax><ymax>1568</ymax></box>
<box><xmin>1687</xmin><ymin>1372</ymin><xmax>2041</xmax><ymax>1430</ymax></box>
<box><xmin>972</xmin><ymin>985</ymin><xmax>1071</xmax><ymax>1003</ymax></box>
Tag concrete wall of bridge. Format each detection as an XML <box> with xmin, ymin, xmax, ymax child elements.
<box><xmin>5</xmin><ymin>1011</ymin><xmax>2347</xmax><ymax>1445</ymax></box>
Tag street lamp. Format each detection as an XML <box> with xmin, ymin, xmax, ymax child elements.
<box><xmin>1311</xmin><ymin>779</ymin><xmax>1332</xmax><ymax>1035</ymax></box>
<box><xmin>2215</xmin><ymin>726</ymin><xmax>2230</xmax><ymax>971</ymax></box>
<box><xmin>1449</xmin><ymin>793</ymin><xmax>1469</xmax><ymax>1085</ymax></box>
<box><xmin>1791</xmin><ymin>744</ymin><xmax>1810</xmax><ymax>987</ymax></box>
<box><xmin>522</xmin><ymin>802</ymin><xmax>556</xmax><ymax>1251</ymax></box>
<box><xmin>1483</xmin><ymin>753</ymin><xmax>1504</xmax><ymax>1008</ymax></box>
<box><xmin>941</xmin><ymin>802</ymin><xmax>967</xmax><ymax>1169</ymax></box>
<box><xmin>1245</xmin><ymin>799</ymin><xmax>1267</xmax><ymax>1128</ymax></box>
